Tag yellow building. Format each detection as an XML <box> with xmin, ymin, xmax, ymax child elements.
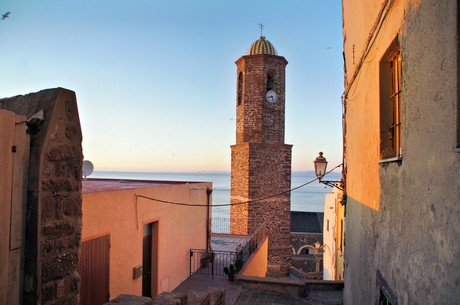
<box><xmin>79</xmin><ymin>178</ymin><xmax>211</xmax><ymax>304</ymax></box>
<box><xmin>342</xmin><ymin>0</ymin><xmax>459</xmax><ymax>304</ymax></box>
<box><xmin>322</xmin><ymin>188</ymin><xmax>345</xmax><ymax>281</ymax></box>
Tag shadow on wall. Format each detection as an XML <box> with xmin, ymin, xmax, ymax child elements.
<box><xmin>0</xmin><ymin>88</ymin><xmax>83</xmax><ymax>305</ymax></box>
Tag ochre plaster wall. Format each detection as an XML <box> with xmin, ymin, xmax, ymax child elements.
<box><xmin>82</xmin><ymin>181</ymin><xmax>210</xmax><ymax>298</ymax></box>
<box><xmin>239</xmin><ymin>237</ymin><xmax>268</xmax><ymax>278</ymax></box>
<box><xmin>342</xmin><ymin>1</ymin><xmax>460</xmax><ymax>304</ymax></box>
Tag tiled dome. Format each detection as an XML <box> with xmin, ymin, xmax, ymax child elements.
<box><xmin>246</xmin><ymin>36</ymin><xmax>278</xmax><ymax>55</ymax></box>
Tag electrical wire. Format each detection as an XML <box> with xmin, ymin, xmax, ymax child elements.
<box><xmin>135</xmin><ymin>164</ymin><xmax>342</xmax><ymax>208</ymax></box>
<box><xmin>343</xmin><ymin>0</ymin><xmax>395</xmax><ymax>99</ymax></box>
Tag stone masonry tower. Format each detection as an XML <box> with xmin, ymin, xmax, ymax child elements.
<box><xmin>230</xmin><ymin>36</ymin><xmax>292</xmax><ymax>277</ymax></box>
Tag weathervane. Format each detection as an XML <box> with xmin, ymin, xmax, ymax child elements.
<box><xmin>258</xmin><ymin>23</ymin><xmax>265</xmax><ymax>36</ymax></box>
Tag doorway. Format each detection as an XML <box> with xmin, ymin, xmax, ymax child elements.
<box><xmin>142</xmin><ymin>222</ymin><xmax>158</xmax><ymax>297</ymax></box>
<box><xmin>77</xmin><ymin>234</ymin><xmax>110</xmax><ymax>305</ymax></box>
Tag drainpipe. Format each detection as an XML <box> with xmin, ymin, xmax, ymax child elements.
<box><xmin>206</xmin><ymin>187</ymin><xmax>212</xmax><ymax>254</ymax></box>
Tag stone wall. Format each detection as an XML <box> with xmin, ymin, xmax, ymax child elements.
<box><xmin>230</xmin><ymin>143</ymin><xmax>292</xmax><ymax>277</ymax></box>
<box><xmin>234</xmin><ymin>54</ymin><xmax>287</xmax><ymax>145</ymax></box>
<box><xmin>290</xmin><ymin>233</ymin><xmax>323</xmax><ymax>255</ymax></box>
<box><xmin>291</xmin><ymin>256</ymin><xmax>323</xmax><ymax>274</ymax></box>
<box><xmin>0</xmin><ymin>88</ymin><xmax>83</xmax><ymax>304</ymax></box>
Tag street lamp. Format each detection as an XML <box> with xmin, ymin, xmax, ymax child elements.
<box><xmin>313</xmin><ymin>152</ymin><xmax>344</xmax><ymax>191</ymax></box>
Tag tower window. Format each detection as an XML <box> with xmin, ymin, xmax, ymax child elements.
<box><xmin>267</xmin><ymin>70</ymin><xmax>275</xmax><ymax>91</ymax></box>
<box><xmin>380</xmin><ymin>38</ymin><xmax>402</xmax><ymax>161</ymax></box>
<box><xmin>237</xmin><ymin>72</ymin><xmax>243</xmax><ymax>106</ymax></box>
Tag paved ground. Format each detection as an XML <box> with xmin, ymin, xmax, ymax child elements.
<box><xmin>233</xmin><ymin>288</ymin><xmax>343</xmax><ymax>305</ymax></box>
<box><xmin>175</xmin><ymin>234</ymin><xmax>343</xmax><ymax>305</ymax></box>
<box><xmin>173</xmin><ymin>273</ymin><xmax>242</xmax><ymax>305</ymax></box>
<box><xmin>174</xmin><ymin>275</ymin><xmax>343</xmax><ymax>305</ymax></box>
<box><xmin>211</xmin><ymin>234</ymin><xmax>250</xmax><ymax>252</ymax></box>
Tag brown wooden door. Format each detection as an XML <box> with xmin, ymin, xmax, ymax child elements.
<box><xmin>77</xmin><ymin>235</ymin><xmax>110</xmax><ymax>305</ymax></box>
<box><xmin>0</xmin><ymin>111</ymin><xmax>29</xmax><ymax>305</ymax></box>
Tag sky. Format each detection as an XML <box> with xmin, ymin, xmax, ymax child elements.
<box><xmin>0</xmin><ymin>0</ymin><xmax>344</xmax><ymax>173</ymax></box>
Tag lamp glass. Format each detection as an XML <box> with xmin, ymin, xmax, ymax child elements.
<box><xmin>314</xmin><ymin>152</ymin><xmax>328</xmax><ymax>180</ymax></box>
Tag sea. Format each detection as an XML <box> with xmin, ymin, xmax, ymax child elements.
<box><xmin>90</xmin><ymin>171</ymin><xmax>341</xmax><ymax>220</ymax></box>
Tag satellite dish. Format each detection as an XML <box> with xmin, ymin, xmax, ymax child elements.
<box><xmin>82</xmin><ymin>160</ymin><xmax>94</xmax><ymax>178</ymax></box>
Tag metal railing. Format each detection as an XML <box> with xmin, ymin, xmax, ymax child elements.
<box><xmin>211</xmin><ymin>217</ymin><xmax>230</xmax><ymax>234</ymax></box>
<box><xmin>189</xmin><ymin>249</ymin><xmax>239</xmax><ymax>279</ymax></box>
<box><xmin>190</xmin><ymin>222</ymin><xmax>267</xmax><ymax>278</ymax></box>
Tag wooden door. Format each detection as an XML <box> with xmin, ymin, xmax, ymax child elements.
<box><xmin>0</xmin><ymin>111</ymin><xmax>29</xmax><ymax>305</ymax></box>
<box><xmin>77</xmin><ymin>235</ymin><xmax>110</xmax><ymax>305</ymax></box>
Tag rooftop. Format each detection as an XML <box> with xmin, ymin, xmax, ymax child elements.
<box><xmin>82</xmin><ymin>178</ymin><xmax>200</xmax><ymax>193</ymax></box>
<box><xmin>290</xmin><ymin>212</ymin><xmax>324</xmax><ymax>233</ymax></box>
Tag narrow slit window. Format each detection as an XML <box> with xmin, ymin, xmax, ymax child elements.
<box><xmin>237</xmin><ymin>72</ymin><xmax>243</xmax><ymax>106</ymax></box>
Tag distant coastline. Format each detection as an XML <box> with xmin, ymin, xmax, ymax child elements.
<box><xmin>90</xmin><ymin>171</ymin><xmax>341</xmax><ymax>217</ymax></box>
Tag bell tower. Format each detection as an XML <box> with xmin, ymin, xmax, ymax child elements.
<box><xmin>230</xmin><ymin>35</ymin><xmax>292</xmax><ymax>277</ymax></box>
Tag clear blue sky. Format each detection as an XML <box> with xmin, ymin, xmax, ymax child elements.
<box><xmin>0</xmin><ymin>1</ymin><xmax>343</xmax><ymax>173</ymax></box>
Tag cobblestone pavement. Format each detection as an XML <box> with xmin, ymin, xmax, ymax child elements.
<box><xmin>232</xmin><ymin>288</ymin><xmax>343</xmax><ymax>305</ymax></box>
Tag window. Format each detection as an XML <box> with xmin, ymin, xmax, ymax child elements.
<box><xmin>380</xmin><ymin>38</ymin><xmax>402</xmax><ymax>161</ymax></box>
<box><xmin>237</xmin><ymin>72</ymin><xmax>243</xmax><ymax>106</ymax></box>
<box><xmin>267</xmin><ymin>69</ymin><xmax>275</xmax><ymax>91</ymax></box>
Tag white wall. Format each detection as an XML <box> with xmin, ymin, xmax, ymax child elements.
<box><xmin>322</xmin><ymin>192</ymin><xmax>338</xmax><ymax>280</ymax></box>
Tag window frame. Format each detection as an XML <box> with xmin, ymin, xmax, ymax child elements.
<box><xmin>379</xmin><ymin>38</ymin><xmax>403</xmax><ymax>163</ymax></box>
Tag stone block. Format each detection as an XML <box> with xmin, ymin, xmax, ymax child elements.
<box><xmin>41</xmin><ymin>220</ymin><xmax>80</xmax><ymax>239</ymax></box>
<box><xmin>42</xmin><ymin>282</ymin><xmax>55</xmax><ymax>303</ymax></box>
<box><xmin>56</xmin><ymin>278</ymin><xmax>67</xmax><ymax>299</ymax></box>
<box><xmin>47</xmin><ymin>294</ymin><xmax>79</xmax><ymax>305</ymax></box>
<box><xmin>41</xmin><ymin>253</ymin><xmax>79</xmax><ymax>282</ymax></box>
<box><xmin>41</xmin><ymin>239</ymin><xmax>55</xmax><ymax>258</ymax></box>
<box><xmin>53</xmin><ymin>272</ymin><xmax>80</xmax><ymax>300</ymax></box>
<box><xmin>62</xmin><ymin>193</ymin><xmax>82</xmax><ymax>218</ymax></box>
<box><xmin>65</xmin><ymin>124</ymin><xmax>78</xmax><ymax>141</ymax></box>
<box><xmin>55</xmin><ymin>236</ymin><xmax>80</xmax><ymax>256</ymax></box>
<box><xmin>46</xmin><ymin>145</ymin><xmax>77</xmax><ymax>162</ymax></box>
<box><xmin>41</xmin><ymin>177</ymin><xmax>77</xmax><ymax>193</ymax></box>
<box><xmin>68</xmin><ymin>271</ymin><xmax>80</xmax><ymax>294</ymax></box>
<box><xmin>208</xmin><ymin>288</ymin><xmax>225</xmax><ymax>305</ymax></box>
<box><xmin>41</xmin><ymin>194</ymin><xmax>57</xmax><ymax>221</ymax></box>
<box><xmin>186</xmin><ymin>290</ymin><xmax>210</xmax><ymax>305</ymax></box>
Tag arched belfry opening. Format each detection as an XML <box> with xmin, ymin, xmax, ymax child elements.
<box><xmin>267</xmin><ymin>69</ymin><xmax>275</xmax><ymax>92</ymax></box>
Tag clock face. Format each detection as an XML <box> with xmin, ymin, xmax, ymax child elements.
<box><xmin>266</xmin><ymin>90</ymin><xmax>278</xmax><ymax>103</ymax></box>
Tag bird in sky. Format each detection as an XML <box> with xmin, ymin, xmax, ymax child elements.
<box><xmin>2</xmin><ymin>12</ymin><xmax>10</xmax><ymax>20</ymax></box>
